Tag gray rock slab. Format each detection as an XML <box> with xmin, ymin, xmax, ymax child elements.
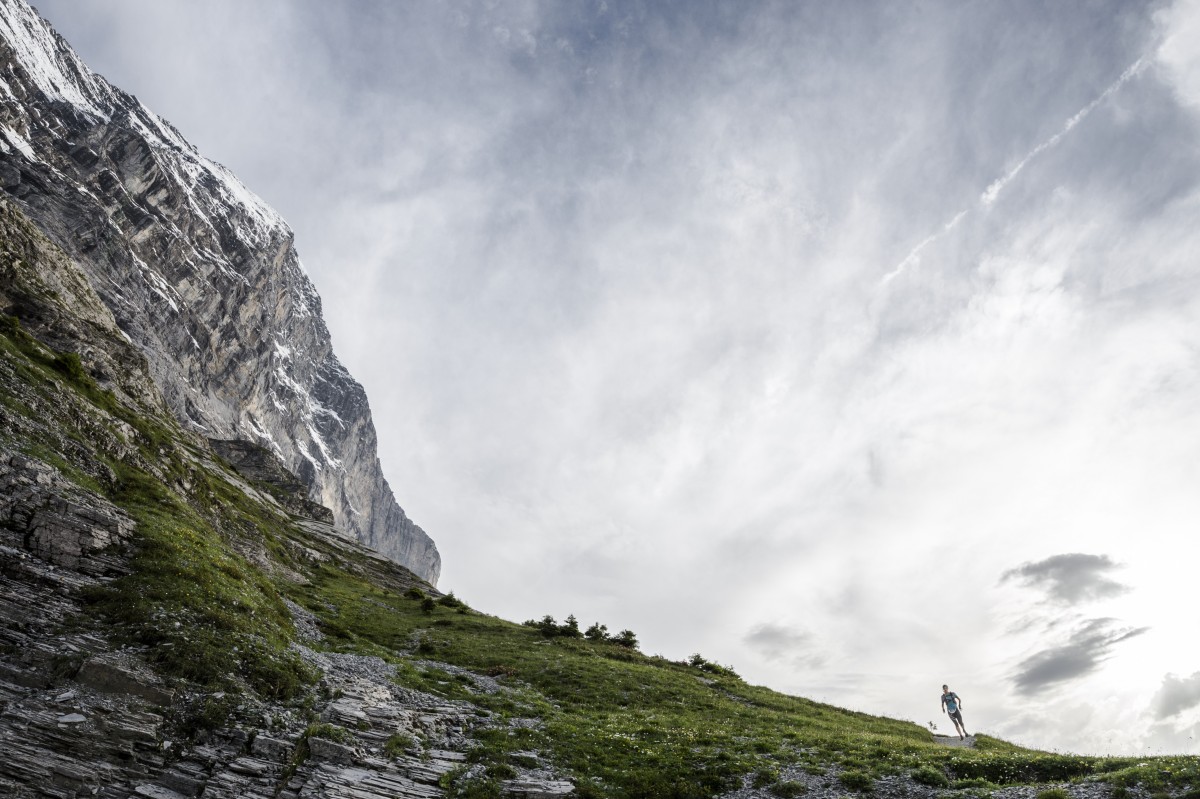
<box><xmin>502</xmin><ymin>778</ymin><xmax>577</xmax><ymax>798</ymax></box>
<box><xmin>308</xmin><ymin>737</ymin><xmax>357</xmax><ymax>765</ymax></box>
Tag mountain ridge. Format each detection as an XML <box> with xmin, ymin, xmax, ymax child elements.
<box><xmin>0</xmin><ymin>0</ymin><xmax>439</xmax><ymax>582</ymax></box>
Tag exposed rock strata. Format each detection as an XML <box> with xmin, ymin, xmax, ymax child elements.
<box><xmin>0</xmin><ymin>0</ymin><xmax>439</xmax><ymax>582</ymax></box>
<box><xmin>0</xmin><ymin>454</ymin><xmax>572</xmax><ymax>798</ymax></box>
<box><xmin>0</xmin><ymin>452</ymin><xmax>133</xmax><ymax>572</ymax></box>
<box><xmin>209</xmin><ymin>438</ymin><xmax>335</xmax><ymax>524</ymax></box>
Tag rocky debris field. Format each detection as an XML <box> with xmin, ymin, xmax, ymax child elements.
<box><xmin>719</xmin><ymin>763</ymin><xmax>1137</xmax><ymax>799</ymax></box>
<box><xmin>0</xmin><ymin>452</ymin><xmax>574</xmax><ymax>799</ymax></box>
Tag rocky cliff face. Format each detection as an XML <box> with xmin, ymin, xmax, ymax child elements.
<box><xmin>0</xmin><ymin>0</ymin><xmax>439</xmax><ymax>582</ymax></box>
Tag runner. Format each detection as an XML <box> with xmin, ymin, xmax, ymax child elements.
<box><xmin>940</xmin><ymin>684</ymin><xmax>969</xmax><ymax>740</ymax></box>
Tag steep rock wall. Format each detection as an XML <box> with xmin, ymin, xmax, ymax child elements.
<box><xmin>0</xmin><ymin>0</ymin><xmax>439</xmax><ymax>581</ymax></box>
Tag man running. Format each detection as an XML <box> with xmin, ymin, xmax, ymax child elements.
<box><xmin>941</xmin><ymin>684</ymin><xmax>969</xmax><ymax>739</ymax></box>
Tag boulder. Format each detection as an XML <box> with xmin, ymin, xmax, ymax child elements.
<box><xmin>250</xmin><ymin>735</ymin><xmax>293</xmax><ymax>762</ymax></box>
<box><xmin>77</xmin><ymin>653</ymin><xmax>173</xmax><ymax>706</ymax></box>
<box><xmin>307</xmin><ymin>736</ymin><xmax>356</xmax><ymax>765</ymax></box>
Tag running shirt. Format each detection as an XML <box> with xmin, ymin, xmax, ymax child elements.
<box><xmin>943</xmin><ymin>692</ymin><xmax>960</xmax><ymax>713</ymax></box>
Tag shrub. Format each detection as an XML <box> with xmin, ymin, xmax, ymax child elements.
<box><xmin>687</xmin><ymin>653</ymin><xmax>741</xmax><ymax>679</ymax></box>
<box><xmin>51</xmin><ymin>351</ymin><xmax>86</xmax><ymax>382</ymax></box>
<box><xmin>770</xmin><ymin>782</ymin><xmax>809</xmax><ymax>798</ymax></box>
<box><xmin>421</xmin><ymin>597</ymin><xmax>436</xmax><ymax>614</ymax></box>
<box><xmin>838</xmin><ymin>770</ymin><xmax>874</xmax><ymax>792</ymax></box>
<box><xmin>306</xmin><ymin>723</ymin><xmax>352</xmax><ymax>744</ymax></box>
<box><xmin>953</xmin><ymin>777</ymin><xmax>998</xmax><ymax>790</ymax></box>
<box><xmin>535</xmin><ymin>615</ymin><xmax>559</xmax><ymax>637</ymax></box>
<box><xmin>561</xmin><ymin>614</ymin><xmax>583</xmax><ymax>638</ymax></box>
<box><xmin>384</xmin><ymin>732</ymin><xmax>415</xmax><ymax>759</ymax></box>
<box><xmin>486</xmin><ymin>763</ymin><xmax>518</xmax><ymax>780</ymax></box>
<box><xmin>752</xmin><ymin>768</ymin><xmax>779</xmax><ymax>788</ymax></box>
<box><xmin>911</xmin><ymin>766</ymin><xmax>950</xmax><ymax>788</ymax></box>
<box><xmin>526</xmin><ymin>614</ymin><xmax>587</xmax><ymax>638</ymax></box>
<box><xmin>584</xmin><ymin>622</ymin><xmax>608</xmax><ymax>641</ymax></box>
<box><xmin>438</xmin><ymin>591</ymin><xmax>468</xmax><ymax>610</ymax></box>
<box><xmin>405</xmin><ymin>588</ymin><xmax>428</xmax><ymax>601</ymax></box>
<box><xmin>612</xmin><ymin>629</ymin><xmax>639</xmax><ymax>649</ymax></box>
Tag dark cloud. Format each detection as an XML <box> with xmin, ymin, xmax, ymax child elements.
<box><xmin>745</xmin><ymin>623</ymin><xmax>825</xmax><ymax>668</ymax></box>
<box><xmin>1002</xmin><ymin>553</ymin><xmax>1130</xmax><ymax>604</ymax></box>
<box><xmin>1012</xmin><ymin>618</ymin><xmax>1148</xmax><ymax>695</ymax></box>
<box><xmin>1151</xmin><ymin>672</ymin><xmax>1200</xmax><ymax>720</ymax></box>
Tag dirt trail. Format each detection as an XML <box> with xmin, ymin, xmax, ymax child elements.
<box><xmin>933</xmin><ymin>734</ymin><xmax>977</xmax><ymax>748</ymax></box>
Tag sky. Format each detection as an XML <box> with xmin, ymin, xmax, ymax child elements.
<box><xmin>33</xmin><ymin>0</ymin><xmax>1200</xmax><ymax>756</ymax></box>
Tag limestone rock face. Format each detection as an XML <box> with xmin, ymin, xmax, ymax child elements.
<box><xmin>0</xmin><ymin>0</ymin><xmax>439</xmax><ymax>581</ymax></box>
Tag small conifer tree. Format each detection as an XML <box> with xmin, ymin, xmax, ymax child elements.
<box><xmin>537</xmin><ymin>615</ymin><xmax>559</xmax><ymax>637</ymax></box>
<box><xmin>561</xmin><ymin>614</ymin><xmax>582</xmax><ymax>638</ymax></box>
<box><xmin>613</xmin><ymin>629</ymin><xmax>639</xmax><ymax>649</ymax></box>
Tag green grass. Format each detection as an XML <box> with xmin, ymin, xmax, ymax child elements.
<box><xmin>384</xmin><ymin>732</ymin><xmax>416</xmax><ymax>759</ymax></box>
<box><xmin>305</xmin><ymin>722</ymin><xmax>353</xmax><ymax>744</ymax></box>
<box><xmin>1</xmin><ymin>318</ymin><xmax>315</xmax><ymax>699</ymax></box>
<box><xmin>281</xmin><ymin>564</ymin><xmax>1185</xmax><ymax>798</ymax></box>
<box><xmin>82</xmin><ymin>463</ymin><xmax>315</xmax><ymax>699</ymax></box>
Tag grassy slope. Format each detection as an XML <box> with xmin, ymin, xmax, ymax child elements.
<box><xmin>289</xmin><ymin>564</ymin><xmax>1197</xmax><ymax>798</ymax></box>
<box><xmin>1</xmin><ymin>207</ymin><xmax>1196</xmax><ymax>798</ymax></box>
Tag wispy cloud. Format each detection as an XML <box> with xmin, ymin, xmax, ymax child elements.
<box><xmin>745</xmin><ymin>623</ymin><xmax>825</xmax><ymax>668</ymax></box>
<box><xmin>1012</xmin><ymin>619</ymin><xmax>1148</xmax><ymax>696</ymax></box>
<box><xmin>881</xmin><ymin>210</ymin><xmax>966</xmax><ymax>284</ymax></box>
<box><xmin>980</xmin><ymin>58</ymin><xmax>1148</xmax><ymax>206</ymax></box>
<box><xmin>1001</xmin><ymin>553</ymin><xmax>1130</xmax><ymax>604</ymax></box>
<box><xmin>883</xmin><ymin>57</ymin><xmax>1148</xmax><ymax>284</ymax></box>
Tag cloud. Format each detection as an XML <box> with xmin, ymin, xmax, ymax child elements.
<box><xmin>1143</xmin><ymin>718</ymin><xmax>1200</xmax><ymax>755</ymax></box>
<box><xmin>978</xmin><ymin>58</ymin><xmax>1148</xmax><ymax>207</ymax></box>
<box><xmin>1156</xmin><ymin>0</ymin><xmax>1200</xmax><ymax>109</ymax></box>
<box><xmin>884</xmin><ymin>53</ymin><xmax>1148</xmax><ymax>284</ymax></box>
<box><xmin>1002</xmin><ymin>553</ymin><xmax>1130</xmax><ymax>604</ymax></box>
<box><xmin>745</xmin><ymin>623</ymin><xmax>825</xmax><ymax>668</ymax></box>
<box><xmin>1012</xmin><ymin>618</ymin><xmax>1148</xmax><ymax>695</ymax></box>
<box><xmin>1152</xmin><ymin>672</ymin><xmax>1200</xmax><ymax>720</ymax></box>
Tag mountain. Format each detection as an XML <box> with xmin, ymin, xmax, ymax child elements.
<box><xmin>0</xmin><ymin>0</ymin><xmax>439</xmax><ymax>582</ymax></box>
